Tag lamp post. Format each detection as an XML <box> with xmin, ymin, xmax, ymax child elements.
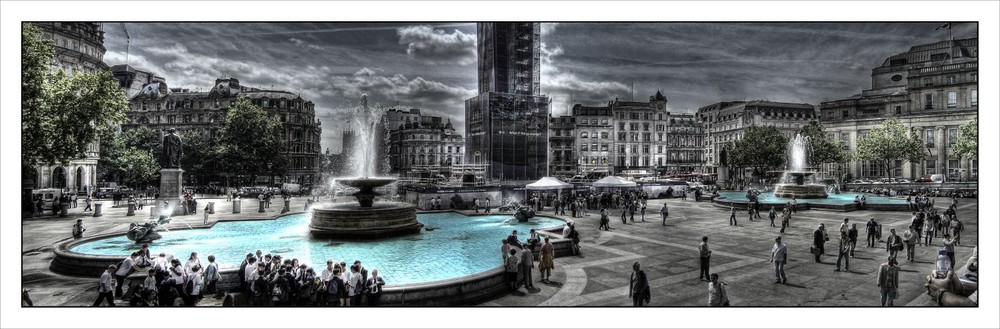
<box><xmin>268</xmin><ymin>162</ymin><xmax>274</xmax><ymax>187</ymax></box>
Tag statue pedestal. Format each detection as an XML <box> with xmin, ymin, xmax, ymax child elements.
<box><xmin>159</xmin><ymin>168</ymin><xmax>184</xmax><ymax>199</ymax></box>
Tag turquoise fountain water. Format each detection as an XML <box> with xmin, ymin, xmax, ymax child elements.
<box><xmin>71</xmin><ymin>212</ymin><xmax>564</xmax><ymax>285</ymax></box>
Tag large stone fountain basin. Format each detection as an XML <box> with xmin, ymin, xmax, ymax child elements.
<box><xmin>336</xmin><ymin>177</ymin><xmax>398</xmax><ymax>190</ymax></box>
<box><xmin>773</xmin><ymin>184</ymin><xmax>829</xmax><ymax>199</ymax></box>
<box><xmin>309</xmin><ymin>201</ymin><xmax>423</xmax><ymax>239</ymax></box>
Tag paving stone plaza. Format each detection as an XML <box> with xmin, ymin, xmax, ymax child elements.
<box><xmin>20</xmin><ymin>194</ymin><xmax>978</xmax><ymax>307</ymax></box>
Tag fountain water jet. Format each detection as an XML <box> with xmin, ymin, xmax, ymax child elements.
<box><xmin>309</xmin><ymin>95</ymin><xmax>423</xmax><ymax>239</ymax></box>
<box><xmin>773</xmin><ymin>134</ymin><xmax>828</xmax><ymax>199</ymax></box>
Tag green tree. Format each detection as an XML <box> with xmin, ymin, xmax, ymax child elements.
<box><xmin>98</xmin><ymin>127</ymin><xmax>161</xmax><ymax>184</ymax></box>
<box><xmin>117</xmin><ymin>148</ymin><xmax>159</xmax><ymax>188</ymax></box>
<box><xmin>727</xmin><ymin>126</ymin><xmax>788</xmax><ymax>178</ymax></box>
<box><xmin>21</xmin><ymin>24</ymin><xmax>53</xmax><ymax>173</ymax></box>
<box><xmin>179</xmin><ymin>131</ymin><xmax>220</xmax><ymax>185</ymax></box>
<box><xmin>217</xmin><ymin>99</ymin><xmax>287</xmax><ymax>186</ymax></box>
<box><xmin>953</xmin><ymin>116</ymin><xmax>977</xmax><ymax>160</ymax></box>
<box><xmin>855</xmin><ymin>118</ymin><xmax>925</xmax><ymax>179</ymax></box>
<box><xmin>798</xmin><ymin>120</ymin><xmax>849</xmax><ymax>166</ymax></box>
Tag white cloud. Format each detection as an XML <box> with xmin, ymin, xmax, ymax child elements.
<box><xmin>539</xmin><ymin>42</ymin><xmax>629</xmax><ymax>115</ymax></box>
<box><xmin>397</xmin><ymin>25</ymin><xmax>476</xmax><ymax>65</ymax></box>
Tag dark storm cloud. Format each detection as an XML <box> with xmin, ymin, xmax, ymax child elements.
<box><xmin>100</xmin><ymin>22</ymin><xmax>976</xmax><ymax>151</ymax></box>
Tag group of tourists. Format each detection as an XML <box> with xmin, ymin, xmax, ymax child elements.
<box><xmin>501</xmin><ymin>229</ymin><xmax>556</xmax><ymax>294</ymax></box>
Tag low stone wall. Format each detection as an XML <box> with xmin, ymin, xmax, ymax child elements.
<box><xmin>712</xmin><ymin>198</ymin><xmax>910</xmax><ymax>212</ymax></box>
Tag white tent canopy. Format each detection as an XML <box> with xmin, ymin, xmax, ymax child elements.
<box><xmin>525</xmin><ymin>177</ymin><xmax>573</xmax><ymax>190</ymax></box>
<box><xmin>592</xmin><ymin>176</ymin><xmax>638</xmax><ymax>188</ymax></box>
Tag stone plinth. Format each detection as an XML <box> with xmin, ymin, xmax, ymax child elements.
<box><xmin>309</xmin><ymin>201</ymin><xmax>422</xmax><ymax>239</ymax></box>
<box><xmin>159</xmin><ymin>168</ymin><xmax>184</xmax><ymax>199</ymax></box>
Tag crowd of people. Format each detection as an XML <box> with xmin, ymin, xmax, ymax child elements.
<box><xmin>91</xmin><ymin>245</ymin><xmax>387</xmax><ymax>307</ymax></box>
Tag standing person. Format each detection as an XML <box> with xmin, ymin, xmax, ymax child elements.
<box><xmin>629</xmin><ymin>262</ymin><xmax>650</xmax><ymax>306</ymax></box>
<box><xmin>620</xmin><ymin>204</ymin><xmax>627</xmax><ymax>224</ymax></box>
<box><xmin>184</xmin><ymin>252</ymin><xmax>202</xmax><ymax>276</ymax></box>
<box><xmin>780</xmin><ymin>208</ymin><xmax>790</xmax><ymax>233</ymax></box>
<box><xmin>924</xmin><ymin>218</ymin><xmax>936</xmax><ymax>246</ymax></box>
<box><xmin>185</xmin><ymin>265</ymin><xmax>202</xmax><ymax>306</ymax></box>
<box><xmin>599</xmin><ymin>208</ymin><xmax>610</xmax><ymax>231</ymax></box>
<box><xmin>639</xmin><ymin>202</ymin><xmax>646</xmax><ymax>222</ymax></box>
<box><xmin>835</xmin><ymin>232</ymin><xmax>851</xmax><ymax>272</ymax></box>
<box><xmin>349</xmin><ymin>264</ymin><xmax>364</xmax><ymax>306</ymax></box>
<box><xmin>238</xmin><ymin>253</ymin><xmax>252</xmax><ymax>292</ymax></box>
<box><xmin>813</xmin><ymin>224</ymin><xmax>827</xmax><ymax>263</ymax></box>
<box><xmin>886</xmin><ymin>229</ymin><xmax>903</xmax><ymax>261</ymax></box>
<box><xmin>866</xmin><ymin>218</ymin><xmax>879</xmax><ymax>248</ymax></box>
<box><xmin>942</xmin><ymin>236</ymin><xmax>957</xmax><ymax>269</ymax></box>
<box><xmin>203</xmin><ymin>204</ymin><xmax>210</xmax><ymax>225</ymax></box>
<box><xmin>72</xmin><ymin>219</ymin><xmax>86</xmax><ymax>239</ymax></box>
<box><xmin>485</xmin><ymin>197</ymin><xmax>491</xmax><ymax>213</ymax></box>
<box><xmin>169</xmin><ymin>258</ymin><xmax>191</xmax><ymax>306</ymax></box>
<box><xmin>320</xmin><ymin>260</ymin><xmax>336</xmax><ymax>306</ymax></box>
<box><xmin>768</xmin><ymin>206</ymin><xmax>777</xmax><ymax>227</ymax></box>
<box><xmin>504</xmin><ymin>248</ymin><xmax>520</xmax><ymax>293</ymax></box>
<box><xmin>519</xmin><ymin>243</ymin><xmax>536</xmax><ymax>290</ymax></box>
<box><xmin>140</xmin><ymin>269</ymin><xmax>158</xmax><ymax>306</ymax></box>
<box><xmin>660</xmin><ymin>203</ymin><xmax>668</xmax><ymax>226</ymax></box>
<box><xmin>501</xmin><ymin>239</ymin><xmax>510</xmax><ymax>262</ymax></box>
<box><xmin>877</xmin><ymin>256</ymin><xmax>900</xmax><ymax>306</ymax></box>
<box><xmin>365</xmin><ymin>269</ymin><xmax>385</xmax><ymax>306</ymax></box>
<box><xmin>707</xmin><ymin>273</ymin><xmax>729</xmax><ymax>307</ymax></box>
<box><xmin>92</xmin><ymin>265</ymin><xmax>117</xmax><ymax>306</ymax></box>
<box><xmin>204</xmin><ymin>255</ymin><xmax>220</xmax><ymax>295</ymax></box>
<box><xmin>698</xmin><ymin>236</ymin><xmax>711</xmax><ymax>281</ymax></box>
<box><xmin>847</xmin><ymin>224</ymin><xmax>859</xmax><ymax>257</ymax></box>
<box><xmin>790</xmin><ymin>197</ymin><xmax>798</xmax><ymax>213</ymax></box>
<box><xmin>903</xmin><ymin>225</ymin><xmax>918</xmax><ymax>262</ymax></box>
<box><xmin>538</xmin><ymin>237</ymin><xmax>555</xmax><ymax>283</ymax></box>
<box><xmin>567</xmin><ymin>223</ymin><xmax>581</xmax><ymax>256</ymax></box>
<box><xmin>771</xmin><ymin>237</ymin><xmax>787</xmax><ymax>284</ymax></box>
<box><xmin>950</xmin><ymin>218</ymin><xmax>963</xmax><ymax>246</ymax></box>
<box><xmin>729</xmin><ymin>205</ymin><xmax>737</xmax><ymax>226</ymax></box>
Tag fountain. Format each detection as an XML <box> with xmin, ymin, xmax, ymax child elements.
<box><xmin>773</xmin><ymin>134</ymin><xmax>828</xmax><ymax>199</ymax></box>
<box><xmin>309</xmin><ymin>95</ymin><xmax>423</xmax><ymax>239</ymax></box>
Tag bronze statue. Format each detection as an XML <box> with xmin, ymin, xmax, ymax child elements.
<box><xmin>161</xmin><ymin>128</ymin><xmax>183</xmax><ymax>168</ymax></box>
<box><xmin>126</xmin><ymin>215</ymin><xmax>172</xmax><ymax>243</ymax></box>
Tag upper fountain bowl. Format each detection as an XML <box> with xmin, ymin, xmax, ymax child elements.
<box><xmin>336</xmin><ymin>177</ymin><xmax>397</xmax><ymax>190</ymax></box>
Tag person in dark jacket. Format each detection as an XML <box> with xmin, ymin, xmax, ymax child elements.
<box><xmin>847</xmin><ymin>224</ymin><xmax>859</xmax><ymax>257</ymax></box>
<box><xmin>629</xmin><ymin>261</ymin><xmax>650</xmax><ymax>306</ymax></box>
<box><xmin>813</xmin><ymin>223</ymin><xmax>827</xmax><ymax>262</ymax></box>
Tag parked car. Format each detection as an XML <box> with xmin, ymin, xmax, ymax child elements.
<box><xmin>893</xmin><ymin>178</ymin><xmax>912</xmax><ymax>184</ymax></box>
<box><xmin>930</xmin><ymin>174</ymin><xmax>946</xmax><ymax>183</ymax></box>
<box><xmin>94</xmin><ymin>187</ymin><xmax>116</xmax><ymax>199</ymax></box>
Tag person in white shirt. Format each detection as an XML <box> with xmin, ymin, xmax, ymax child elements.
<box><xmin>184</xmin><ymin>252</ymin><xmax>202</xmax><ymax>276</ymax></box>
<box><xmin>185</xmin><ymin>265</ymin><xmax>203</xmax><ymax>306</ymax></box>
<box><xmin>338</xmin><ymin>262</ymin><xmax>352</xmax><ymax>306</ymax></box>
<box><xmin>349</xmin><ymin>264</ymin><xmax>365</xmax><ymax>306</ymax></box>
<box><xmin>243</xmin><ymin>256</ymin><xmax>258</xmax><ymax>294</ymax></box>
<box><xmin>771</xmin><ymin>237</ymin><xmax>788</xmax><ymax>284</ymax></box>
<box><xmin>168</xmin><ymin>258</ymin><xmax>189</xmax><ymax>306</ymax></box>
<box><xmin>92</xmin><ymin>265</ymin><xmax>117</xmax><ymax>306</ymax></box>
<box><xmin>320</xmin><ymin>260</ymin><xmax>336</xmax><ymax>306</ymax></box>
<box><xmin>114</xmin><ymin>252</ymin><xmax>140</xmax><ymax>298</ymax></box>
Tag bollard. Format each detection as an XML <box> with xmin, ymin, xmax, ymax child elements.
<box><xmin>208</xmin><ymin>202</ymin><xmax>216</xmax><ymax>214</ymax></box>
<box><xmin>127</xmin><ymin>204</ymin><xmax>136</xmax><ymax>216</ymax></box>
<box><xmin>258</xmin><ymin>200</ymin><xmax>265</xmax><ymax>213</ymax></box>
<box><xmin>283</xmin><ymin>199</ymin><xmax>290</xmax><ymax>212</ymax></box>
<box><xmin>149</xmin><ymin>206</ymin><xmax>158</xmax><ymax>219</ymax></box>
<box><xmin>60</xmin><ymin>203</ymin><xmax>69</xmax><ymax>217</ymax></box>
<box><xmin>93</xmin><ymin>203</ymin><xmax>103</xmax><ymax>217</ymax></box>
<box><xmin>233</xmin><ymin>200</ymin><xmax>241</xmax><ymax>214</ymax></box>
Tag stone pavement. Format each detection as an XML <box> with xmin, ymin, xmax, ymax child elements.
<box><xmin>21</xmin><ymin>195</ymin><xmax>978</xmax><ymax>306</ymax></box>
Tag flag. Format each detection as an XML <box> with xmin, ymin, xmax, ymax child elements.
<box><xmin>935</xmin><ymin>22</ymin><xmax>951</xmax><ymax>30</ymax></box>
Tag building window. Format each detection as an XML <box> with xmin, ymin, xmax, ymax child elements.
<box><xmin>923</xmin><ymin>78</ymin><xmax>933</xmax><ymax>87</ymax></box>
<box><xmin>924</xmin><ymin>94</ymin><xmax>933</xmax><ymax>110</ymax></box>
<box><xmin>601</xmin><ymin>132</ymin><xmax>609</xmax><ymax>139</ymax></box>
<box><xmin>630</xmin><ymin>123</ymin><xmax>639</xmax><ymax>131</ymax></box>
<box><xmin>619</xmin><ymin>122</ymin><xmax>625</xmax><ymax>130</ymax></box>
<box><xmin>947</xmin><ymin>75</ymin><xmax>956</xmax><ymax>84</ymax></box>
<box><xmin>657</xmin><ymin>145</ymin><xmax>663</xmax><ymax>154</ymax></box>
<box><xmin>948</xmin><ymin>159</ymin><xmax>960</xmax><ymax>178</ymax></box>
<box><xmin>970</xmin><ymin>90</ymin><xmax>977</xmax><ymax>106</ymax></box>
<box><xmin>642</xmin><ymin>145</ymin><xmax>650</xmax><ymax>154</ymax></box>
<box><xmin>631</xmin><ymin>145</ymin><xmax>638</xmax><ymax>153</ymax></box>
<box><xmin>894</xmin><ymin>106</ymin><xmax>901</xmax><ymax>115</ymax></box>
<box><xmin>926</xmin><ymin>130</ymin><xmax>935</xmax><ymax>148</ymax></box>
<box><xmin>925</xmin><ymin>160</ymin><xmax>937</xmax><ymax>175</ymax></box>
<box><xmin>580</xmin><ymin>132</ymin><xmax>588</xmax><ymax>138</ymax></box>
<box><xmin>581</xmin><ymin>144</ymin><xmax>588</xmax><ymax>152</ymax></box>
<box><xmin>947</xmin><ymin>91</ymin><xmax>957</xmax><ymax>108</ymax></box>
<box><xmin>601</xmin><ymin>144</ymin><xmax>608</xmax><ymax>151</ymax></box>
<box><xmin>970</xmin><ymin>73</ymin><xmax>977</xmax><ymax>82</ymax></box>
<box><xmin>842</xmin><ymin>110</ymin><xmax>849</xmax><ymax>118</ymax></box>
<box><xmin>643</xmin><ymin>123</ymin><xmax>650</xmax><ymax>131</ymax></box>
<box><xmin>948</xmin><ymin>128</ymin><xmax>958</xmax><ymax>146</ymax></box>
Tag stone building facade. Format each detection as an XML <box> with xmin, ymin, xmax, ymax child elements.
<box><xmin>123</xmin><ymin>76</ymin><xmax>323</xmax><ymax>185</ymax></box>
<box><xmin>549</xmin><ymin>92</ymin><xmax>705</xmax><ymax>178</ymax></box>
<box><xmin>697</xmin><ymin>100</ymin><xmax>818</xmax><ymax>179</ymax></box>
<box><xmin>385</xmin><ymin>109</ymin><xmax>465</xmax><ymax>178</ymax></box>
<box><xmin>548</xmin><ymin>116</ymin><xmax>577</xmax><ymax>177</ymax></box>
<box><xmin>31</xmin><ymin>22</ymin><xmax>110</xmax><ymax>192</ymax></box>
<box><xmin>819</xmin><ymin>38</ymin><xmax>978</xmax><ymax>181</ymax></box>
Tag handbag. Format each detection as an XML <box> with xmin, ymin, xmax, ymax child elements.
<box><xmin>810</xmin><ymin>246</ymin><xmax>821</xmax><ymax>255</ymax></box>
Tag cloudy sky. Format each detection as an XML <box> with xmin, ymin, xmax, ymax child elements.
<box><xmin>98</xmin><ymin>22</ymin><xmax>976</xmax><ymax>153</ymax></box>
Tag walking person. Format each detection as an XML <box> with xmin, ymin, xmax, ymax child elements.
<box><xmin>866</xmin><ymin>218</ymin><xmax>879</xmax><ymax>248</ymax></box>
<box><xmin>780</xmin><ymin>208</ymin><xmax>790</xmax><ymax>233</ymax></box>
<box><xmin>771</xmin><ymin>237</ymin><xmax>787</xmax><ymax>284</ymax></box>
<box><xmin>886</xmin><ymin>229</ymin><xmax>903</xmax><ymax>261</ymax></box>
<box><xmin>707</xmin><ymin>273</ymin><xmax>729</xmax><ymax>307</ymax></box>
<box><xmin>92</xmin><ymin>265</ymin><xmax>117</xmax><ymax>306</ymax></box>
<box><xmin>620</xmin><ymin>204</ymin><xmax>627</xmax><ymax>224</ymax></box>
<box><xmin>903</xmin><ymin>225</ymin><xmax>918</xmax><ymax>262</ymax></box>
<box><xmin>698</xmin><ymin>236</ymin><xmax>711</xmax><ymax>281</ymax></box>
<box><xmin>729</xmin><ymin>205</ymin><xmax>737</xmax><ymax>226</ymax></box>
<box><xmin>114</xmin><ymin>252</ymin><xmax>140</xmax><ymax>299</ymax></box>
<box><xmin>660</xmin><ymin>203</ymin><xmax>668</xmax><ymax>226</ymax></box>
<box><xmin>848</xmin><ymin>224</ymin><xmax>858</xmax><ymax>257</ymax></box>
<box><xmin>640</xmin><ymin>202</ymin><xmax>646</xmax><ymax>222</ymax></box>
<box><xmin>629</xmin><ymin>262</ymin><xmax>650</xmax><ymax>306</ymax></box>
<box><xmin>924</xmin><ymin>219</ymin><xmax>936</xmax><ymax>246</ymax></box>
<box><xmin>599</xmin><ymin>208</ymin><xmax>610</xmax><ymax>231</ymax></box>
<box><xmin>835</xmin><ymin>232</ymin><xmax>850</xmax><ymax>272</ymax></box>
<box><xmin>768</xmin><ymin>206</ymin><xmax>776</xmax><ymax>227</ymax></box>
<box><xmin>877</xmin><ymin>256</ymin><xmax>900</xmax><ymax>306</ymax></box>
<box><xmin>538</xmin><ymin>237</ymin><xmax>555</xmax><ymax>283</ymax></box>
<box><xmin>84</xmin><ymin>195</ymin><xmax>93</xmax><ymax>212</ymax></box>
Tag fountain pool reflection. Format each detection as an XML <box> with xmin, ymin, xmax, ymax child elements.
<box><xmin>70</xmin><ymin>212</ymin><xmax>565</xmax><ymax>285</ymax></box>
